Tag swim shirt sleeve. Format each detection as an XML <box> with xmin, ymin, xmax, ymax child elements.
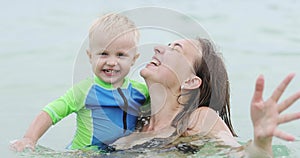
<box><xmin>43</xmin><ymin>78</ymin><xmax>93</xmax><ymax>124</ymax></box>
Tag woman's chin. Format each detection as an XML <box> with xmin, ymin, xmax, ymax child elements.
<box><xmin>140</xmin><ymin>68</ymin><xmax>151</xmax><ymax>78</ymax></box>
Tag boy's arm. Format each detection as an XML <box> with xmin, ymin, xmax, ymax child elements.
<box><xmin>10</xmin><ymin>111</ymin><xmax>52</xmax><ymax>152</ymax></box>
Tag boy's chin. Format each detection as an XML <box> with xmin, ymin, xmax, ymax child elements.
<box><xmin>100</xmin><ymin>77</ymin><xmax>120</xmax><ymax>85</ymax></box>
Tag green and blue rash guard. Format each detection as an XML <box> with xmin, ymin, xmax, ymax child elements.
<box><xmin>43</xmin><ymin>76</ymin><xmax>149</xmax><ymax>150</ymax></box>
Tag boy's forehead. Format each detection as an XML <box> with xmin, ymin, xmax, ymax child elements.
<box><xmin>92</xmin><ymin>28</ymin><xmax>136</xmax><ymax>40</ymax></box>
<box><xmin>90</xmin><ymin>31</ymin><xmax>137</xmax><ymax>51</ymax></box>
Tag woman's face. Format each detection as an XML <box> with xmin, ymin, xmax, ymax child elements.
<box><xmin>141</xmin><ymin>39</ymin><xmax>202</xmax><ymax>88</ymax></box>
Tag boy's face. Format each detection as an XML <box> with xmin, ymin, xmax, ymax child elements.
<box><xmin>87</xmin><ymin>32</ymin><xmax>139</xmax><ymax>87</ymax></box>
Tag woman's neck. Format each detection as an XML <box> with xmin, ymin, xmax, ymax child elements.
<box><xmin>145</xmin><ymin>81</ymin><xmax>183</xmax><ymax>132</ymax></box>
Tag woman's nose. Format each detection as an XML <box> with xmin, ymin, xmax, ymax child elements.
<box><xmin>154</xmin><ymin>45</ymin><xmax>165</xmax><ymax>54</ymax></box>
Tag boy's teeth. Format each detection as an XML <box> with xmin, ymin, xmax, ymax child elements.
<box><xmin>104</xmin><ymin>70</ymin><xmax>119</xmax><ymax>73</ymax></box>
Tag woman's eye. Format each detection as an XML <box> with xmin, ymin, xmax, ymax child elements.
<box><xmin>169</xmin><ymin>46</ymin><xmax>180</xmax><ymax>53</ymax></box>
<box><xmin>173</xmin><ymin>45</ymin><xmax>183</xmax><ymax>53</ymax></box>
<box><xmin>168</xmin><ymin>44</ymin><xmax>181</xmax><ymax>53</ymax></box>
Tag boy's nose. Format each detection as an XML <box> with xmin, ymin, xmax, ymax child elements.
<box><xmin>106</xmin><ymin>57</ymin><xmax>118</xmax><ymax>66</ymax></box>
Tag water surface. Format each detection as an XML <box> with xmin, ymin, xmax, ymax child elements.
<box><xmin>2</xmin><ymin>0</ymin><xmax>300</xmax><ymax>157</ymax></box>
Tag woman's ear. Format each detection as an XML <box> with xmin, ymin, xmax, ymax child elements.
<box><xmin>181</xmin><ymin>76</ymin><xmax>202</xmax><ymax>90</ymax></box>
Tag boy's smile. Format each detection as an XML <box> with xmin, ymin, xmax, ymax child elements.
<box><xmin>87</xmin><ymin>31</ymin><xmax>139</xmax><ymax>87</ymax></box>
<box><xmin>102</xmin><ymin>68</ymin><xmax>120</xmax><ymax>77</ymax></box>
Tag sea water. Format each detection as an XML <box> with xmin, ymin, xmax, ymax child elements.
<box><xmin>1</xmin><ymin>0</ymin><xmax>300</xmax><ymax>157</ymax></box>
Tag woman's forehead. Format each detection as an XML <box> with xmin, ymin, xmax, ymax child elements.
<box><xmin>173</xmin><ymin>39</ymin><xmax>199</xmax><ymax>49</ymax></box>
<box><xmin>172</xmin><ymin>39</ymin><xmax>202</xmax><ymax>60</ymax></box>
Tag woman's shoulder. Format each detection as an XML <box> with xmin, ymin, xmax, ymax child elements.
<box><xmin>185</xmin><ymin>106</ymin><xmax>232</xmax><ymax>136</ymax></box>
<box><xmin>189</xmin><ymin>107</ymin><xmax>220</xmax><ymax>128</ymax></box>
<box><xmin>194</xmin><ymin>106</ymin><xmax>216</xmax><ymax>113</ymax></box>
<box><xmin>190</xmin><ymin>106</ymin><xmax>219</xmax><ymax>121</ymax></box>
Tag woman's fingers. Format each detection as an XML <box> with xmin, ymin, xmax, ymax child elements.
<box><xmin>252</xmin><ymin>75</ymin><xmax>265</xmax><ymax>103</ymax></box>
<box><xmin>271</xmin><ymin>73</ymin><xmax>295</xmax><ymax>103</ymax></box>
<box><xmin>278</xmin><ymin>91</ymin><xmax>300</xmax><ymax>113</ymax></box>
<box><xmin>273</xmin><ymin>129</ymin><xmax>295</xmax><ymax>141</ymax></box>
<box><xmin>278</xmin><ymin>112</ymin><xmax>300</xmax><ymax>124</ymax></box>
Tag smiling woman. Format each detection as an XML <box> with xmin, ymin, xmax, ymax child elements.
<box><xmin>5</xmin><ymin>2</ymin><xmax>300</xmax><ymax>157</ymax></box>
<box><xmin>112</xmin><ymin>38</ymin><xmax>300</xmax><ymax>157</ymax></box>
<box><xmin>140</xmin><ymin>38</ymin><xmax>235</xmax><ymax>136</ymax></box>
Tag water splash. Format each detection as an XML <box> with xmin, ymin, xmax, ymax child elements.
<box><xmin>14</xmin><ymin>135</ymin><xmax>291</xmax><ymax>158</ymax></box>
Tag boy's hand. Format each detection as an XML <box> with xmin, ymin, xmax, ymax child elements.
<box><xmin>9</xmin><ymin>111</ymin><xmax>53</xmax><ymax>152</ymax></box>
<box><xmin>9</xmin><ymin>138</ymin><xmax>36</xmax><ymax>152</ymax></box>
<box><xmin>250</xmin><ymin>73</ymin><xmax>300</xmax><ymax>154</ymax></box>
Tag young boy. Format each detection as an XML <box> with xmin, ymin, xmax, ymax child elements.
<box><xmin>10</xmin><ymin>13</ymin><xmax>149</xmax><ymax>151</ymax></box>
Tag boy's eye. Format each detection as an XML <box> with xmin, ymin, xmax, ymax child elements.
<box><xmin>99</xmin><ymin>52</ymin><xmax>108</xmax><ymax>56</ymax></box>
<box><xmin>117</xmin><ymin>52</ymin><xmax>125</xmax><ymax>57</ymax></box>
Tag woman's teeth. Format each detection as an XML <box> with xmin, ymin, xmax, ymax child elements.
<box><xmin>150</xmin><ymin>59</ymin><xmax>160</xmax><ymax>66</ymax></box>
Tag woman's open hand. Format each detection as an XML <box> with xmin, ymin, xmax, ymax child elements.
<box><xmin>250</xmin><ymin>73</ymin><xmax>300</xmax><ymax>154</ymax></box>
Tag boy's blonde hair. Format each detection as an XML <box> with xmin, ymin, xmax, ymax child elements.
<box><xmin>89</xmin><ymin>13</ymin><xmax>139</xmax><ymax>48</ymax></box>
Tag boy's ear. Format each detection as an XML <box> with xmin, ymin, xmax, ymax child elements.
<box><xmin>181</xmin><ymin>76</ymin><xmax>202</xmax><ymax>90</ymax></box>
<box><xmin>86</xmin><ymin>49</ymin><xmax>92</xmax><ymax>63</ymax></box>
<box><xmin>131</xmin><ymin>53</ymin><xmax>140</xmax><ymax>66</ymax></box>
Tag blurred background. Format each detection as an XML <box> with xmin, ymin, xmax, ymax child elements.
<box><xmin>1</xmin><ymin>0</ymin><xmax>299</xmax><ymax>157</ymax></box>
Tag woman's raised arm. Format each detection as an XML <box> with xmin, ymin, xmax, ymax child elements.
<box><xmin>250</xmin><ymin>73</ymin><xmax>300</xmax><ymax>156</ymax></box>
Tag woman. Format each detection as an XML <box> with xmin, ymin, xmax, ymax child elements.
<box><xmin>113</xmin><ymin>38</ymin><xmax>300</xmax><ymax>157</ymax></box>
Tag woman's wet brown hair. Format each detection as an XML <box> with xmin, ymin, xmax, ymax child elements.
<box><xmin>172</xmin><ymin>38</ymin><xmax>237</xmax><ymax>137</ymax></box>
